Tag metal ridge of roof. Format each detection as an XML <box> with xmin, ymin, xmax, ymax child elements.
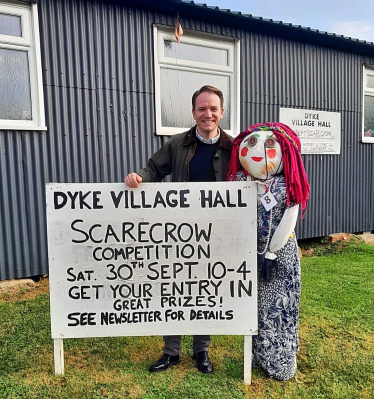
<box><xmin>178</xmin><ymin>0</ymin><xmax>374</xmax><ymax>47</ymax></box>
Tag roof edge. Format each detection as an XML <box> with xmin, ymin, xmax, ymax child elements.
<box><xmin>119</xmin><ymin>0</ymin><xmax>374</xmax><ymax>57</ymax></box>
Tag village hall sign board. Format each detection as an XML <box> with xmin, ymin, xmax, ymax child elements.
<box><xmin>46</xmin><ymin>182</ymin><xmax>258</xmax><ymax>339</ymax></box>
<box><xmin>280</xmin><ymin>107</ymin><xmax>341</xmax><ymax>154</ymax></box>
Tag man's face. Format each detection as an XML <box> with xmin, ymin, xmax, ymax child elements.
<box><xmin>192</xmin><ymin>92</ymin><xmax>224</xmax><ymax>138</ymax></box>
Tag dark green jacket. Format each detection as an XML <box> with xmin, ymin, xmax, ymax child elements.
<box><xmin>137</xmin><ymin>126</ymin><xmax>233</xmax><ymax>183</ymax></box>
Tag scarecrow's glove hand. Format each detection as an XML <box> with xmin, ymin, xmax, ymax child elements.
<box><xmin>265</xmin><ymin>251</ymin><xmax>277</xmax><ymax>260</ymax></box>
<box><xmin>261</xmin><ymin>252</ymin><xmax>276</xmax><ymax>281</ymax></box>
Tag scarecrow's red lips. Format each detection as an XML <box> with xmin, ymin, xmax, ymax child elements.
<box><xmin>251</xmin><ymin>157</ymin><xmax>263</xmax><ymax>162</ymax></box>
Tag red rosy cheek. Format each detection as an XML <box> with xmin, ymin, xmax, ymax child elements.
<box><xmin>267</xmin><ymin>149</ymin><xmax>277</xmax><ymax>158</ymax></box>
<box><xmin>241</xmin><ymin>147</ymin><xmax>248</xmax><ymax>157</ymax></box>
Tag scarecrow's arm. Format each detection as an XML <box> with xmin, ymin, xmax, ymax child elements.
<box><xmin>267</xmin><ymin>204</ymin><xmax>299</xmax><ymax>254</ymax></box>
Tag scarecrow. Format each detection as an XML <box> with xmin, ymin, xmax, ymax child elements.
<box><xmin>227</xmin><ymin>122</ymin><xmax>310</xmax><ymax>381</ymax></box>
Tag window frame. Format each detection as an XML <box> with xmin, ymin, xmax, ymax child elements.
<box><xmin>0</xmin><ymin>2</ymin><xmax>46</xmax><ymax>131</ymax></box>
<box><xmin>362</xmin><ymin>65</ymin><xmax>374</xmax><ymax>143</ymax></box>
<box><xmin>153</xmin><ymin>25</ymin><xmax>240</xmax><ymax>136</ymax></box>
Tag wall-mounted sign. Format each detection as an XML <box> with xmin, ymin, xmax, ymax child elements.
<box><xmin>279</xmin><ymin>108</ymin><xmax>341</xmax><ymax>154</ymax></box>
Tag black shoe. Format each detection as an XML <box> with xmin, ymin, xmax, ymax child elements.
<box><xmin>149</xmin><ymin>354</ymin><xmax>180</xmax><ymax>372</ymax></box>
<box><xmin>193</xmin><ymin>351</ymin><xmax>214</xmax><ymax>374</ymax></box>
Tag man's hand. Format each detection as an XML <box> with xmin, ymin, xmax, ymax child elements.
<box><xmin>124</xmin><ymin>173</ymin><xmax>143</xmax><ymax>188</ymax></box>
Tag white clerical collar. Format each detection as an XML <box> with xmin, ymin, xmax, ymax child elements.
<box><xmin>196</xmin><ymin>128</ymin><xmax>220</xmax><ymax>144</ymax></box>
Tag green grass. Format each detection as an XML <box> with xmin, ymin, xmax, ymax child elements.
<box><xmin>1</xmin><ymin>241</ymin><xmax>374</xmax><ymax>399</ymax></box>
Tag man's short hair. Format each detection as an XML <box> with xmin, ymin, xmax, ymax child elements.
<box><xmin>192</xmin><ymin>85</ymin><xmax>224</xmax><ymax>109</ymax></box>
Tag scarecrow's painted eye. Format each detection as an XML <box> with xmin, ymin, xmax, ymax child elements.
<box><xmin>265</xmin><ymin>137</ymin><xmax>276</xmax><ymax>148</ymax></box>
<box><xmin>247</xmin><ymin>136</ymin><xmax>257</xmax><ymax>147</ymax></box>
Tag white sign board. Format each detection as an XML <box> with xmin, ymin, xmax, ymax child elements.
<box><xmin>279</xmin><ymin>107</ymin><xmax>341</xmax><ymax>154</ymax></box>
<box><xmin>46</xmin><ymin>182</ymin><xmax>258</xmax><ymax>339</ymax></box>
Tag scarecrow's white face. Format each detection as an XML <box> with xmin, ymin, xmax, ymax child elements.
<box><xmin>239</xmin><ymin>131</ymin><xmax>283</xmax><ymax>180</ymax></box>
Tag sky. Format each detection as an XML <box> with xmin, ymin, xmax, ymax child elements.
<box><xmin>203</xmin><ymin>0</ymin><xmax>374</xmax><ymax>43</ymax></box>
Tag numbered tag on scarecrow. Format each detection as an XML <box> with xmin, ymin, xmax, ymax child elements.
<box><xmin>260</xmin><ymin>190</ymin><xmax>277</xmax><ymax>211</ymax></box>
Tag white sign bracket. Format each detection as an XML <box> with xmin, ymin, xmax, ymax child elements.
<box><xmin>53</xmin><ymin>338</ymin><xmax>64</xmax><ymax>375</ymax></box>
<box><xmin>244</xmin><ymin>335</ymin><xmax>252</xmax><ymax>384</ymax></box>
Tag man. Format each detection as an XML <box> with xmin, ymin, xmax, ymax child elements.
<box><xmin>124</xmin><ymin>85</ymin><xmax>232</xmax><ymax>374</ymax></box>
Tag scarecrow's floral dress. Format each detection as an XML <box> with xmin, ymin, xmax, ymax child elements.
<box><xmin>237</xmin><ymin>172</ymin><xmax>300</xmax><ymax>381</ymax></box>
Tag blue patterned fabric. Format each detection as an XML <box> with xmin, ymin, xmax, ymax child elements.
<box><xmin>237</xmin><ymin>172</ymin><xmax>300</xmax><ymax>381</ymax></box>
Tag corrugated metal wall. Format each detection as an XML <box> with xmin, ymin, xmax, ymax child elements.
<box><xmin>240</xmin><ymin>33</ymin><xmax>374</xmax><ymax>237</ymax></box>
<box><xmin>1</xmin><ymin>0</ymin><xmax>373</xmax><ymax>280</ymax></box>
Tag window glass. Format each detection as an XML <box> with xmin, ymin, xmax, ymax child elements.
<box><xmin>364</xmin><ymin>95</ymin><xmax>374</xmax><ymax>137</ymax></box>
<box><xmin>164</xmin><ymin>40</ymin><xmax>228</xmax><ymax>66</ymax></box>
<box><xmin>155</xmin><ymin>28</ymin><xmax>239</xmax><ymax>136</ymax></box>
<box><xmin>0</xmin><ymin>48</ymin><xmax>32</xmax><ymax>120</ymax></box>
<box><xmin>0</xmin><ymin>13</ymin><xmax>22</xmax><ymax>37</ymax></box>
<box><xmin>0</xmin><ymin>3</ymin><xmax>45</xmax><ymax>130</ymax></box>
<box><xmin>160</xmin><ymin>68</ymin><xmax>230</xmax><ymax>129</ymax></box>
<box><xmin>366</xmin><ymin>74</ymin><xmax>374</xmax><ymax>90</ymax></box>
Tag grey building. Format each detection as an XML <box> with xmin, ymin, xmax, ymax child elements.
<box><xmin>1</xmin><ymin>0</ymin><xmax>374</xmax><ymax>280</ymax></box>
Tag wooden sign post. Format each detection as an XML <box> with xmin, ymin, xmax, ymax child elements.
<box><xmin>46</xmin><ymin>182</ymin><xmax>258</xmax><ymax>383</ymax></box>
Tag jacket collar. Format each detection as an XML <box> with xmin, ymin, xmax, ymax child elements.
<box><xmin>182</xmin><ymin>126</ymin><xmax>232</xmax><ymax>149</ymax></box>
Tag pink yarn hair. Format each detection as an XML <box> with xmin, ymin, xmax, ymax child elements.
<box><xmin>227</xmin><ymin>122</ymin><xmax>310</xmax><ymax>213</ymax></box>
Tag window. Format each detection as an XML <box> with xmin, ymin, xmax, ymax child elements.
<box><xmin>0</xmin><ymin>2</ymin><xmax>46</xmax><ymax>130</ymax></box>
<box><xmin>363</xmin><ymin>66</ymin><xmax>374</xmax><ymax>143</ymax></box>
<box><xmin>154</xmin><ymin>26</ymin><xmax>240</xmax><ymax>136</ymax></box>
